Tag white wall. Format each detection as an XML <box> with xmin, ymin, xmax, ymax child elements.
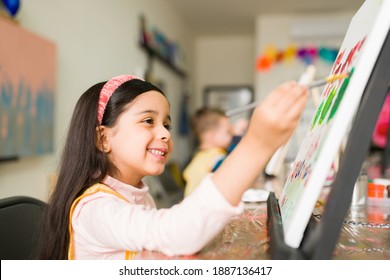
<box><xmin>194</xmin><ymin>35</ymin><xmax>255</xmax><ymax>109</ymax></box>
<box><xmin>0</xmin><ymin>0</ymin><xmax>194</xmax><ymax>201</ymax></box>
<box><xmin>255</xmin><ymin>12</ymin><xmax>354</xmax><ymax>100</ymax></box>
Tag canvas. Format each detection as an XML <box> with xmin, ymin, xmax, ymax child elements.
<box><xmin>0</xmin><ymin>17</ymin><xmax>56</xmax><ymax>159</ymax></box>
<box><xmin>278</xmin><ymin>0</ymin><xmax>390</xmax><ymax>248</ymax></box>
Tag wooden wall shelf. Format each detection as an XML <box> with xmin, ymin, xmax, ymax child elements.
<box><xmin>140</xmin><ymin>42</ymin><xmax>186</xmax><ymax>78</ymax></box>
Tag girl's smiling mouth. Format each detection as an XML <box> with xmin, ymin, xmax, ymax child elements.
<box><xmin>147</xmin><ymin>148</ymin><xmax>167</xmax><ymax>157</ymax></box>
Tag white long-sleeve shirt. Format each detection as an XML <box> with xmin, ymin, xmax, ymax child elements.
<box><xmin>71</xmin><ymin>174</ymin><xmax>244</xmax><ymax>259</ymax></box>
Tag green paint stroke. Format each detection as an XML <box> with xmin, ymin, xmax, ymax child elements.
<box><xmin>328</xmin><ymin>67</ymin><xmax>354</xmax><ymax>121</ymax></box>
<box><xmin>319</xmin><ymin>86</ymin><xmax>337</xmax><ymax>125</ymax></box>
<box><xmin>311</xmin><ymin>100</ymin><xmax>324</xmax><ymax>130</ymax></box>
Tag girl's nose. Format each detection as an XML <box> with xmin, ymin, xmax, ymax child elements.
<box><xmin>159</xmin><ymin>126</ymin><xmax>171</xmax><ymax>141</ymax></box>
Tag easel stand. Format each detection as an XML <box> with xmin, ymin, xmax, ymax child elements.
<box><xmin>267</xmin><ymin>30</ymin><xmax>390</xmax><ymax>259</ymax></box>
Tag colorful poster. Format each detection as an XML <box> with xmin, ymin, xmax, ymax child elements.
<box><xmin>0</xmin><ymin>17</ymin><xmax>56</xmax><ymax>158</ymax></box>
<box><xmin>279</xmin><ymin>0</ymin><xmax>390</xmax><ymax>248</ymax></box>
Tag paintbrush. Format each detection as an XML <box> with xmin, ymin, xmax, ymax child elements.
<box><xmin>225</xmin><ymin>73</ymin><xmax>349</xmax><ymax>117</ymax></box>
<box><xmin>308</xmin><ymin>73</ymin><xmax>349</xmax><ymax>88</ymax></box>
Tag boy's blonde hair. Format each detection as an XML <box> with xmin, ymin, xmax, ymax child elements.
<box><xmin>191</xmin><ymin>107</ymin><xmax>227</xmax><ymax>141</ymax></box>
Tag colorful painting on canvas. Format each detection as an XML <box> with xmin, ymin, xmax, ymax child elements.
<box><xmin>0</xmin><ymin>17</ymin><xmax>56</xmax><ymax>158</ymax></box>
<box><xmin>278</xmin><ymin>0</ymin><xmax>390</xmax><ymax>248</ymax></box>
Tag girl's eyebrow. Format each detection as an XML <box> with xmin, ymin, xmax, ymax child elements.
<box><xmin>135</xmin><ymin>110</ymin><xmax>171</xmax><ymax>121</ymax></box>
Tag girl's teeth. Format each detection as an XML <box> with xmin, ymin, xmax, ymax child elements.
<box><xmin>150</xmin><ymin>149</ymin><xmax>165</xmax><ymax>156</ymax></box>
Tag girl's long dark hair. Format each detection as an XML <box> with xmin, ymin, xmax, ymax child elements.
<box><xmin>38</xmin><ymin>79</ymin><xmax>164</xmax><ymax>259</ymax></box>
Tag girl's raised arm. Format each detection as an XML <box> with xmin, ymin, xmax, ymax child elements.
<box><xmin>212</xmin><ymin>81</ymin><xmax>309</xmax><ymax>205</ymax></box>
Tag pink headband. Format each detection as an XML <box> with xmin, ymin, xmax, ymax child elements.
<box><xmin>97</xmin><ymin>74</ymin><xmax>143</xmax><ymax>125</ymax></box>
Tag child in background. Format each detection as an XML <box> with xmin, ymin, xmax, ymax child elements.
<box><xmin>38</xmin><ymin>75</ymin><xmax>308</xmax><ymax>259</ymax></box>
<box><xmin>212</xmin><ymin>118</ymin><xmax>249</xmax><ymax>172</ymax></box>
<box><xmin>183</xmin><ymin>107</ymin><xmax>233</xmax><ymax>197</ymax></box>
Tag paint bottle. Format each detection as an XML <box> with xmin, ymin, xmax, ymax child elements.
<box><xmin>367</xmin><ymin>182</ymin><xmax>385</xmax><ymax>198</ymax></box>
<box><xmin>372</xmin><ymin>178</ymin><xmax>390</xmax><ymax>197</ymax></box>
<box><xmin>351</xmin><ymin>174</ymin><xmax>367</xmax><ymax>206</ymax></box>
<box><xmin>367</xmin><ymin>178</ymin><xmax>390</xmax><ymax>207</ymax></box>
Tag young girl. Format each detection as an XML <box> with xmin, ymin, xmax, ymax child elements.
<box><xmin>38</xmin><ymin>75</ymin><xmax>308</xmax><ymax>259</ymax></box>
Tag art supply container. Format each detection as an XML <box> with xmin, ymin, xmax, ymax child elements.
<box><xmin>373</xmin><ymin>178</ymin><xmax>390</xmax><ymax>198</ymax></box>
<box><xmin>372</xmin><ymin>178</ymin><xmax>390</xmax><ymax>196</ymax></box>
<box><xmin>367</xmin><ymin>182</ymin><xmax>385</xmax><ymax>198</ymax></box>
<box><xmin>351</xmin><ymin>174</ymin><xmax>367</xmax><ymax>206</ymax></box>
<box><xmin>367</xmin><ymin>178</ymin><xmax>390</xmax><ymax>207</ymax></box>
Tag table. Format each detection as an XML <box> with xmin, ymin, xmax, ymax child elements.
<box><xmin>137</xmin><ymin>191</ymin><xmax>390</xmax><ymax>260</ymax></box>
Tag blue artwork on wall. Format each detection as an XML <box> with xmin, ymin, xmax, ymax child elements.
<box><xmin>0</xmin><ymin>17</ymin><xmax>56</xmax><ymax>159</ymax></box>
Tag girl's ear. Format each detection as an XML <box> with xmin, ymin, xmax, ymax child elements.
<box><xmin>95</xmin><ymin>126</ymin><xmax>111</xmax><ymax>153</ymax></box>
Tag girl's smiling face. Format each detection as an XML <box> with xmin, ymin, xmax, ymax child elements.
<box><xmin>104</xmin><ymin>90</ymin><xmax>173</xmax><ymax>186</ymax></box>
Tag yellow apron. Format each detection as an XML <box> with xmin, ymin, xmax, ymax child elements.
<box><xmin>68</xmin><ymin>183</ymin><xmax>137</xmax><ymax>260</ymax></box>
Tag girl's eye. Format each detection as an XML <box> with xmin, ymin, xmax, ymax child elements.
<box><xmin>164</xmin><ymin>124</ymin><xmax>172</xmax><ymax>131</ymax></box>
<box><xmin>144</xmin><ymin>118</ymin><xmax>154</xmax><ymax>125</ymax></box>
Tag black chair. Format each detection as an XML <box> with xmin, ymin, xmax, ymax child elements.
<box><xmin>0</xmin><ymin>196</ymin><xmax>47</xmax><ymax>259</ymax></box>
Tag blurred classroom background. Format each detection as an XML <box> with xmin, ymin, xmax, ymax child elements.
<box><xmin>0</xmin><ymin>0</ymin><xmax>365</xmax><ymax>206</ymax></box>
